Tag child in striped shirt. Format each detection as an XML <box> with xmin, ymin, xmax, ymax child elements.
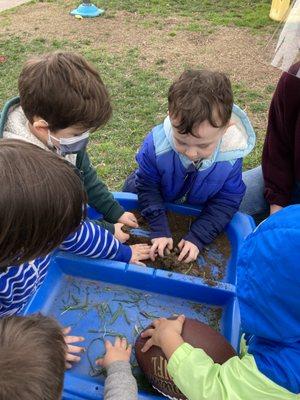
<box><xmin>0</xmin><ymin>139</ymin><xmax>150</xmax><ymax>367</ymax></box>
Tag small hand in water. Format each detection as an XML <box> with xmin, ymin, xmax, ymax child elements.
<box><xmin>63</xmin><ymin>327</ymin><xmax>85</xmax><ymax>369</ymax></box>
<box><xmin>96</xmin><ymin>337</ymin><xmax>132</xmax><ymax>369</ymax></box>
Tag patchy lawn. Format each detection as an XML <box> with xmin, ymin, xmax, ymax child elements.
<box><xmin>0</xmin><ymin>0</ymin><xmax>280</xmax><ymax>188</ymax></box>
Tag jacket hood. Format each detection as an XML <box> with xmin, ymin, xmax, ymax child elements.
<box><xmin>237</xmin><ymin>205</ymin><xmax>300</xmax><ymax>393</ymax></box>
<box><xmin>0</xmin><ymin>97</ymin><xmax>76</xmax><ymax>165</ymax></box>
<box><xmin>163</xmin><ymin>104</ymin><xmax>256</xmax><ymax>170</ymax></box>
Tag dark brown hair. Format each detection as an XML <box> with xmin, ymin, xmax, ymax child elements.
<box><xmin>0</xmin><ymin>314</ymin><xmax>66</xmax><ymax>400</ymax></box>
<box><xmin>0</xmin><ymin>139</ymin><xmax>87</xmax><ymax>269</ymax></box>
<box><xmin>18</xmin><ymin>51</ymin><xmax>112</xmax><ymax>132</ymax></box>
<box><xmin>168</xmin><ymin>69</ymin><xmax>233</xmax><ymax>135</ymax></box>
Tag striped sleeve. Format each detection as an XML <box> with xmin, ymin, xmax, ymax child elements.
<box><xmin>59</xmin><ymin>220</ymin><xmax>132</xmax><ymax>263</ymax></box>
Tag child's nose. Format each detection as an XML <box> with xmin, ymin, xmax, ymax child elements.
<box><xmin>185</xmin><ymin>149</ymin><xmax>198</xmax><ymax>159</ymax></box>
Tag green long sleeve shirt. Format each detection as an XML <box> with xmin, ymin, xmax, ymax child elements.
<box><xmin>167</xmin><ymin>343</ymin><xmax>299</xmax><ymax>400</ymax></box>
<box><xmin>76</xmin><ymin>149</ymin><xmax>124</xmax><ymax>232</ymax></box>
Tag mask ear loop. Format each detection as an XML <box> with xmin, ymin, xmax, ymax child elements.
<box><xmin>47</xmin><ymin>130</ymin><xmax>62</xmax><ymax>155</ymax></box>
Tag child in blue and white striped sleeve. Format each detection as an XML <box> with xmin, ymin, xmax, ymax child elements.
<box><xmin>0</xmin><ymin>139</ymin><xmax>150</xmax><ymax>368</ymax></box>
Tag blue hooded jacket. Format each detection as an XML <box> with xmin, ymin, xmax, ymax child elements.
<box><xmin>237</xmin><ymin>205</ymin><xmax>300</xmax><ymax>394</ymax></box>
<box><xmin>126</xmin><ymin>104</ymin><xmax>255</xmax><ymax>249</ymax></box>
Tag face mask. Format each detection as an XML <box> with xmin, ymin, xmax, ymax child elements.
<box><xmin>48</xmin><ymin>130</ymin><xmax>89</xmax><ymax>155</ymax></box>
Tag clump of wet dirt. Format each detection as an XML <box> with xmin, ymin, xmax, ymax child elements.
<box><xmin>125</xmin><ymin>211</ymin><xmax>231</xmax><ymax>284</ymax></box>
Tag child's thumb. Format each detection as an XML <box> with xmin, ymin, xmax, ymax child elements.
<box><xmin>95</xmin><ymin>358</ymin><xmax>104</xmax><ymax>366</ymax></box>
<box><xmin>177</xmin><ymin>314</ymin><xmax>185</xmax><ymax>325</ymax></box>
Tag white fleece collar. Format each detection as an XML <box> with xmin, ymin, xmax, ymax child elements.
<box><xmin>3</xmin><ymin>106</ymin><xmax>77</xmax><ymax>165</ymax></box>
<box><xmin>163</xmin><ymin>104</ymin><xmax>256</xmax><ymax>169</ymax></box>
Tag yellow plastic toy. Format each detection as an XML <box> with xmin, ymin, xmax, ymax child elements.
<box><xmin>270</xmin><ymin>0</ymin><xmax>291</xmax><ymax>21</ymax></box>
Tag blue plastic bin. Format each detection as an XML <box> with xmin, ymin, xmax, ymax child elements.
<box><xmin>21</xmin><ymin>192</ymin><xmax>254</xmax><ymax>400</ymax></box>
<box><xmin>22</xmin><ymin>253</ymin><xmax>239</xmax><ymax>400</ymax></box>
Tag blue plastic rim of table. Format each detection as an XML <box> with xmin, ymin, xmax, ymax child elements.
<box><xmin>21</xmin><ymin>192</ymin><xmax>255</xmax><ymax>400</ymax></box>
<box><xmin>70</xmin><ymin>2</ymin><xmax>104</xmax><ymax>18</ymax></box>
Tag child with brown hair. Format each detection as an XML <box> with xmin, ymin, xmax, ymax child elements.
<box><xmin>0</xmin><ymin>139</ymin><xmax>149</xmax><ymax>367</ymax></box>
<box><xmin>0</xmin><ymin>314</ymin><xmax>138</xmax><ymax>400</ymax></box>
<box><xmin>124</xmin><ymin>69</ymin><xmax>256</xmax><ymax>262</ymax></box>
<box><xmin>0</xmin><ymin>51</ymin><xmax>137</xmax><ymax>243</ymax></box>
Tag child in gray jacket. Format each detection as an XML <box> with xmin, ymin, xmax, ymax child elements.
<box><xmin>0</xmin><ymin>314</ymin><xmax>138</xmax><ymax>400</ymax></box>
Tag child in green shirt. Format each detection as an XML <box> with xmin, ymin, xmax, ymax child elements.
<box><xmin>141</xmin><ymin>206</ymin><xmax>300</xmax><ymax>399</ymax></box>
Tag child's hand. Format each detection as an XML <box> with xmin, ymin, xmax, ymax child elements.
<box><xmin>96</xmin><ymin>337</ymin><xmax>132</xmax><ymax>369</ymax></box>
<box><xmin>118</xmin><ymin>212</ymin><xmax>138</xmax><ymax>228</ymax></box>
<box><xmin>130</xmin><ymin>244</ymin><xmax>151</xmax><ymax>266</ymax></box>
<box><xmin>141</xmin><ymin>315</ymin><xmax>185</xmax><ymax>360</ymax></box>
<box><xmin>114</xmin><ymin>223</ymin><xmax>130</xmax><ymax>243</ymax></box>
<box><xmin>63</xmin><ymin>327</ymin><xmax>85</xmax><ymax>369</ymax></box>
<box><xmin>178</xmin><ymin>239</ymin><xmax>199</xmax><ymax>263</ymax></box>
<box><xmin>150</xmin><ymin>237</ymin><xmax>173</xmax><ymax>260</ymax></box>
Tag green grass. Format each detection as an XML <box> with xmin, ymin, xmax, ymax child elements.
<box><xmin>42</xmin><ymin>0</ymin><xmax>276</xmax><ymax>31</ymax></box>
<box><xmin>0</xmin><ymin>0</ymin><xmax>278</xmax><ymax>188</ymax></box>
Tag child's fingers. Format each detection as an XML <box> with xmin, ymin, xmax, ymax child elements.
<box><xmin>183</xmin><ymin>251</ymin><xmax>196</xmax><ymax>264</ymax></box>
<box><xmin>123</xmin><ymin>212</ymin><xmax>138</xmax><ymax>228</ymax></box>
<box><xmin>122</xmin><ymin>232</ymin><xmax>130</xmax><ymax>242</ymax></box>
<box><xmin>152</xmin><ymin>318</ymin><xmax>161</xmax><ymax>328</ymax></box>
<box><xmin>177</xmin><ymin>315</ymin><xmax>185</xmax><ymax>326</ymax></box>
<box><xmin>139</xmin><ymin>244</ymin><xmax>151</xmax><ymax>251</ymax></box>
<box><xmin>67</xmin><ymin>344</ymin><xmax>85</xmax><ymax>354</ymax></box>
<box><xmin>141</xmin><ymin>328</ymin><xmax>154</xmax><ymax>338</ymax></box>
<box><xmin>177</xmin><ymin>240</ymin><xmax>184</xmax><ymax>251</ymax></box>
<box><xmin>65</xmin><ymin>335</ymin><xmax>85</xmax><ymax>344</ymax></box>
<box><xmin>114</xmin><ymin>336</ymin><xmax>122</xmax><ymax>347</ymax></box>
<box><xmin>126</xmin><ymin>344</ymin><xmax>132</xmax><ymax>354</ymax></box>
<box><xmin>178</xmin><ymin>245</ymin><xmax>189</xmax><ymax>261</ymax></box>
<box><xmin>139</xmin><ymin>252</ymin><xmax>150</xmax><ymax>261</ymax></box>
<box><xmin>150</xmin><ymin>243</ymin><xmax>158</xmax><ymax>261</ymax></box>
<box><xmin>62</xmin><ymin>326</ymin><xmax>72</xmax><ymax>335</ymax></box>
<box><xmin>66</xmin><ymin>353</ymin><xmax>81</xmax><ymax>363</ymax></box>
<box><xmin>121</xmin><ymin>337</ymin><xmax>127</xmax><ymax>349</ymax></box>
<box><xmin>135</xmin><ymin>261</ymin><xmax>146</xmax><ymax>267</ymax></box>
<box><xmin>95</xmin><ymin>358</ymin><xmax>104</xmax><ymax>366</ymax></box>
<box><xmin>158</xmin><ymin>243</ymin><xmax>166</xmax><ymax>258</ymax></box>
<box><xmin>141</xmin><ymin>338</ymin><xmax>153</xmax><ymax>353</ymax></box>
<box><xmin>128</xmin><ymin>213</ymin><xmax>139</xmax><ymax>227</ymax></box>
<box><xmin>66</xmin><ymin>362</ymin><xmax>72</xmax><ymax>370</ymax></box>
<box><xmin>105</xmin><ymin>340</ymin><xmax>113</xmax><ymax>350</ymax></box>
<box><xmin>167</xmin><ymin>241</ymin><xmax>173</xmax><ymax>250</ymax></box>
<box><xmin>138</xmin><ymin>245</ymin><xmax>151</xmax><ymax>257</ymax></box>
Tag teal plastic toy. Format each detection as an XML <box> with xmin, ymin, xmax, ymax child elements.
<box><xmin>70</xmin><ymin>1</ymin><xmax>104</xmax><ymax>18</ymax></box>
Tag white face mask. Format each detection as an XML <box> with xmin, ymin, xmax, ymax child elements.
<box><xmin>48</xmin><ymin>130</ymin><xmax>90</xmax><ymax>155</ymax></box>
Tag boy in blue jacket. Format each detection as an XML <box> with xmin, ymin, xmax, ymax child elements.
<box><xmin>124</xmin><ymin>70</ymin><xmax>256</xmax><ymax>262</ymax></box>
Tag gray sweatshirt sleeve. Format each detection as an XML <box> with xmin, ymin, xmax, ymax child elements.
<box><xmin>104</xmin><ymin>361</ymin><xmax>138</xmax><ymax>400</ymax></box>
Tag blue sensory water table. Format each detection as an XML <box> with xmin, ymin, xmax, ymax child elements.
<box><xmin>22</xmin><ymin>192</ymin><xmax>255</xmax><ymax>399</ymax></box>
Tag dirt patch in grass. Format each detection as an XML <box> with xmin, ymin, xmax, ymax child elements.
<box><xmin>0</xmin><ymin>2</ymin><xmax>280</xmax><ymax>91</ymax></box>
<box><xmin>126</xmin><ymin>212</ymin><xmax>231</xmax><ymax>284</ymax></box>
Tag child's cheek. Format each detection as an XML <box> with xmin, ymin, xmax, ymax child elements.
<box><xmin>174</xmin><ymin>143</ymin><xmax>184</xmax><ymax>154</ymax></box>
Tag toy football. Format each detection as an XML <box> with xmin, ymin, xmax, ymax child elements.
<box><xmin>135</xmin><ymin>317</ymin><xmax>236</xmax><ymax>399</ymax></box>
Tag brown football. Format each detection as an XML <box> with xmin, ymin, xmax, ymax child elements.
<box><xmin>135</xmin><ymin>317</ymin><xmax>236</xmax><ymax>400</ymax></box>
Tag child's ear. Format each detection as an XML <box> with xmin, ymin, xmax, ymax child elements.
<box><xmin>32</xmin><ymin>118</ymin><xmax>49</xmax><ymax>136</ymax></box>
